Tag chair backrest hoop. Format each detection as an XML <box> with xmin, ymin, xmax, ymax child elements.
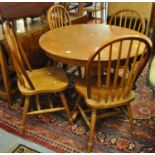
<box><xmin>3</xmin><ymin>21</ymin><xmax>35</xmax><ymax>90</ymax></box>
<box><xmin>47</xmin><ymin>4</ymin><xmax>71</xmax><ymax>30</ymax></box>
<box><xmin>86</xmin><ymin>35</ymin><xmax>152</xmax><ymax>102</ymax></box>
<box><xmin>109</xmin><ymin>9</ymin><xmax>145</xmax><ymax>34</ymax></box>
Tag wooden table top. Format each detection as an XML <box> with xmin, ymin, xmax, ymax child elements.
<box><xmin>39</xmin><ymin>24</ymin><xmax>152</xmax><ymax>67</ymax></box>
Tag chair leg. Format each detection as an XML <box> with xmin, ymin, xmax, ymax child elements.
<box><xmin>77</xmin><ymin>67</ymin><xmax>82</xmax><ymax>79</ymax></box>
<box><xmin>60</xmin><ymin>92</ymin><xmax>73</xmax><ymax>125</ymax></box>
<box><xmin>153</xmin><ymin>90</ymin><xmax>155</xmax><ymax>97</ymax></box>
<box><xmin>16</xmin><ymin>94</ymin><xmax>24</xmax><ymax>110</ymax></box>
<box><xmin>20</xmin><ymin>96</ymin><xmax>30</xmax><ymax>134</ymax></box>
<box><xmin>63</xmin><ymin>64</ymin><xmax>68</xmax><ymax>71</ymax></box>
<box><xmin>87</xmin><ymin>109</ymin><xmax>96</xmax><ymax>152</ymax></box>
<box><xmin>127</xmin><ymin>103</ymin><xmax>134</xmax><ymax>133</ymax></box>
<box><xmin>95</xmin><ymin>12</ymin><xmax>97</xmax><ymax>24</ymax></box>
<box><xmin>72</xmin><ymin>95</ymin><xmax>82</xmax><ymax>122</ymax></box>
<box><xmin>101</xmin><ymin>9</ymin><xmax>103</xmax><ymax>23</ymax></box>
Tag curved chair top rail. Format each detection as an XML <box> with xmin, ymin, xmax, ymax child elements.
<box><xmin>109</xmin><ymin>9</ymin><xmax>146</xmax><ymax>34</ymax></box>
<box><xmin>86</xmin><ymin>35</ymin><xmax>152</xmax><ymax>101</ymax></box>
<box><xmin>47</xmin><ymin>4</ymin><xmax>71</xmax><ymax>30</ymax></box>
<box><xmin>3</xmin><ymin>21</ymin><xmax>35</xmax><ymax>90</ymax></box>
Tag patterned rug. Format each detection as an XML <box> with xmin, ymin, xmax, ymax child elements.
<box><xmin>0</xmin><ymin>66</ymin><xmax>155</xmax><ymax>152</ymax></box>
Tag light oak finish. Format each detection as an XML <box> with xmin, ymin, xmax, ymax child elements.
<box><xmin>109</xmin><ymin>9</ymin><xmax>145</xmax><ymax>34</ymax></box>
<box><xmin>84</xmin><ymin>2</ymin><xmax>104</xmax><ymax>23</ymax></box>
<box><xmin>47</xmin><ymin>4</ymin><xmax>82</xmax><ymax>78</ymax></box>
<box><xmin>109</xmin><ymin>9</ymin><xmax>146</xmax><ymax>83</ymax></box>
<box><xmin>39</xmin><ymin>24</ymin><xmax>151</xmax><ymax>68</ymax></box>
<box><xmin>0</xmin><ymin>44</ymin><xmax>12</xmax><ymax>107</ymax></box>
<box><xmin>73</xmin><ymin>35</ymin><xmax>152</xmax><ymax>152</ymax></box>
<box><xmin>3</xmin><ymin>21</ymin><xmax>73</xmax><ymax>134</ymax></box>
<box><xmin>147</xmin><ymin>54</ymin><xmax>155</xmax><ymax>91</ymax></box>
<box><xmin>0</xmin><ymin>15</ymin><xmax>89</xmax><ymax>69</ymax></box>
<box><xmin>47</xmin><ymin>4</ymin><xmax>71</xmax><ymax>30</ymax></box>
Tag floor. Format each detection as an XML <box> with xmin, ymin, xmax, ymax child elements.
<box><xmin>0</xmin><ymin>128</ymin><xmax>54</xmax><ymax>153</ymax></box>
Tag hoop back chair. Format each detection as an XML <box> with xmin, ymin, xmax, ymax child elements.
<box><xmin>47</xmin><ymin>4</ymin><xmax>71</xmax><ymax>30</ymax></box>
<box><xmin>0</xmin><ymin>45</ymin><xmax>12</xmax><ymax>108</ymax></box>
<box><xmin>84</xmin><ymin>2</ymin><xmax>103</xmax><ymax>23</ymax></box>
<box><xmin>72</xmin><ymin>35</ymin><xmax>152</xmax><ymax>152</ymax></box>
<box><xmin>3</xmin><ymin>21</ymin><xmax>73</xmax><ymax>134</ymax></box>
<box><xmin>47</xmin><ymin>4</ymin><xmax>82</xmax><ymax>78</ymax></box>
<box><xmin>109</xmin><ymin>9</ymin><xmax>145</xmax><ymax>34</ymax></box>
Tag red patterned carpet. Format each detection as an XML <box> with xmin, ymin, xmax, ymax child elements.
<box><xmin>0</xmin><ymin>66</ymin><xmax>155</xmax><ymax>152</ymax></box>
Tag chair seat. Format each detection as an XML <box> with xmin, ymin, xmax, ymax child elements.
<box><xmin>18</xmin><ymin>66</ymin><xmax>68</xmax><ymax>95</ymax></box>
<box><xmin>75</xmin><ymin>77</ymin><xmax>135</xmax><ymax>109</ymax></box>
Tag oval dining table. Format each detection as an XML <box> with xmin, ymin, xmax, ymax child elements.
<box><xmin>39</xmin><ymin>24</ymin><xmax>152</xmax><ymax>67</ymax></box>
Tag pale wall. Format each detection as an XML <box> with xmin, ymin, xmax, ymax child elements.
<box><xmin>108</xmin><ymin>2</ymin><xmax>152</xmax><ymax>19</ymax></box>
<box><xmin>108</xmin><ymin>2</ymin><xmax>153</xmax><ymax>34</ymax></box>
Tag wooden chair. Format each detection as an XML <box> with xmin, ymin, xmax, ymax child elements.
<box><xmin>47</xmin><ymin>4</ymin><xmax>71</xmax><ymax>30</ymax></box>
<box><xmin>3</xmin><ymin>21</ymin><xmax>73</xmax><ymax>134</ymax></box>
<box><xmin>109</xmin><ymin>9</ymin><xmax>145</xmax><ymax>34</ymax></box>
<box><xmin>47</xmin><ymin>4</ymin><xmax>82</xmax><ymax>78</ymax></box>
<box><xmin>84</xmin><ymin>2</ymin><xmax>104</xmax><ymax>23</ymax></box>
<box><xmin>72</xmin><ymin>35</ymin><xmax>152</xmax><ymax>152</ymax></box>
<box><xmin>0</xmin><ymin>43</ymin><xmax>12</xmax><ymax>108</ymax></box>
<box><xmin>147</xmin><ymin>52</ymin><xmax>155</xmax><ymax>93</ymax></box>
<box><xmin>109</xmin><ymin>9</ymin><xmax>146</xmax><ymax>83</ymax></box>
